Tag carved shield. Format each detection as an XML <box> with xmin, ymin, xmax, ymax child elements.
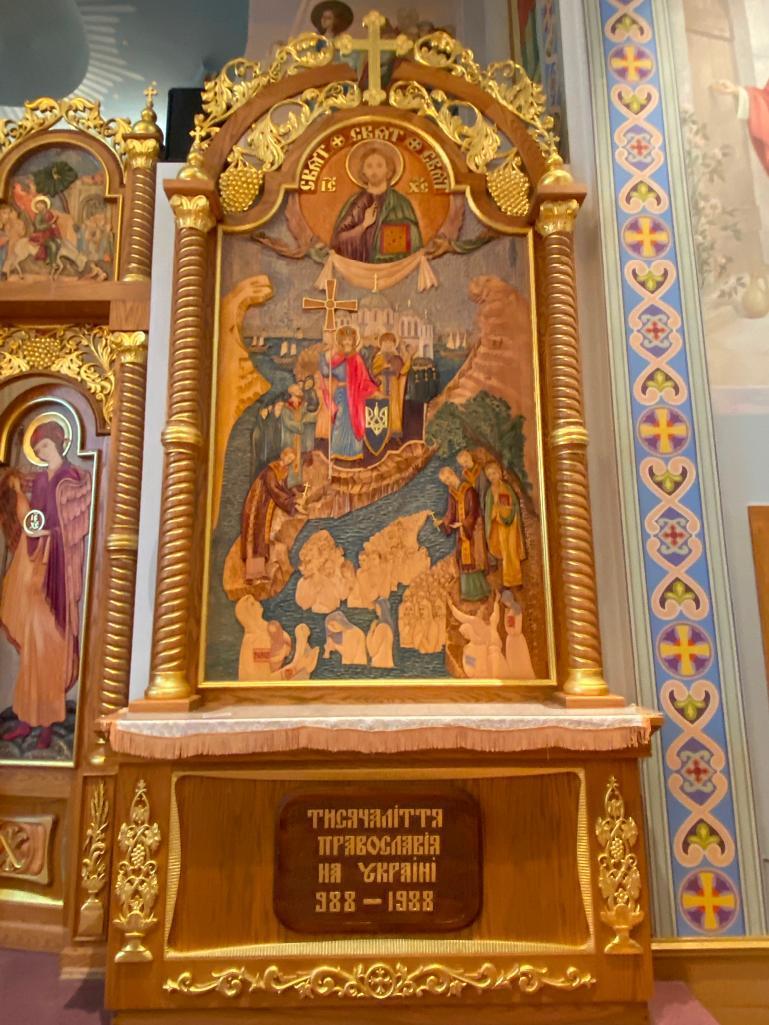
<box><xmin>364</xmin><ymin>396</ymin><xmax>391</xmax><ymax>456</ymax></box>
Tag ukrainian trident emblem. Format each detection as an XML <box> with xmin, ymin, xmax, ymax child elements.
<box><xmin>364</xmin><ymin>396</ymin><xmax>390</xmax><ymax>456</ymax></box>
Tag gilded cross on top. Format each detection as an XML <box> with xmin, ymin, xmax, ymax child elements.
<box><xmin>303</xmin><ymin>278</ymin><xmax>358</xmax><ymax>332</ymax></box>
<box><xmin>335</xmin><ymin>10</ymin><xmax>412</xmax><ymax>105</ymax></box>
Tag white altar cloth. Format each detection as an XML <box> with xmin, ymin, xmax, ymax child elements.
<box><xmin>105</xmin><ymin>702</ymin><xmax>661</xmax><ymax>760</ymax></box>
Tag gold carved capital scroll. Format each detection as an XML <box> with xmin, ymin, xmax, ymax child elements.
<box><xmin>164</xmin><ymin>961</ymin><xmax>596</xmax><ymax>1000</ymax></box>
<box><xmin>595</xmin><ymin>777</ymin><xmax>644</xmax><ymax>954</ymax></box>
<box><xmin>112</xmin><ymin>330</ymin><xmax>148</xmax><ymax>366</ymax></box>
<box><xmin>535</xmin><ymin>198</ymin><xmax>580</xmax><ymax>237</ymax></box>
<box><xmin>125</xmin><ymin>136</ymin><xmax>161</xmax><ymax>171</ymax></box>
<box><xmin>0</xmin><ymin>815</ymin><xmax>55</xmax><ymax>885</ymax></box>
<box><xmin>113</xmin><ymin>779</ymin><xmax>161</xmax><ymax>963</ymax></box>
<box><xmin>170</xmin><ymin>194</ymin><xmax>216</xmax><ymax>233</ymax></box>
<box><xmin>78</xmin><ymin>781</ymin><xmax>110</xmax><ymax>938</ymax></box>
<box><xmin>0</xmin><ymin>325</ymin><xmax>124</xmax><ymax>425</ymax></box>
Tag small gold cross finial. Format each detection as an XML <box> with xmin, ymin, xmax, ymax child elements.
<box><xmin>303</xmin><ymin>278</ymin><xmax>358</xmax><ymax>332</ymax></box>
<box><xmin>190</xmin><ymin>117</ymin><xmax>207</xmax><ymax>149</ymax></box>
<box><xmin>144</xmin><ymin>82</ymin><xmax>158</xmax><ymax>108</ymax></box>
<box><xmin>335</xmin><ymin>9</ymin><xmax>412</xmax><ymax>105</ymax></box>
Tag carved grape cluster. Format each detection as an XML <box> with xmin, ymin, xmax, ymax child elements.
<box><xmin>19</xmin><ymin>334</ymin><xmax>62</xmax><ymax>369</ymax></box>
<box><xmin>219</xmin><ymin>161</ymin><xmax>263</xmax><ymax>214</ymax></box>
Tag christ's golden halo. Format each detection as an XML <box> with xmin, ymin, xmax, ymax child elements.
<box><xmin>346</xmin><ymin>138</ymin><xmax>405</xmax><ymax>189</ymax></box>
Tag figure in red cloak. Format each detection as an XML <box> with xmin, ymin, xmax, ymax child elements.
<box><xmin>319</xmin><ymin>325</ymin><xmax>378</xmax><ymax>460</ymax></box>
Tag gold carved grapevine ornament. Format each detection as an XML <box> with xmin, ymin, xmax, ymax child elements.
<box><xmin>189</xmin><ymin>12</ymin><xmax>558</xmax><ymax>217</ymax></box>
<box><xmin>113</xmin><ymin>779</ymin><xmax>161</xmax><ymax>963</ymax></box>
<box><xmin>0</xmin><ymin>97</ymin><xmax>132</xmax><ymax>163</ymax></box>
<box><xmin>164</xmin><ymin>961</ymin><xmax>596</xmax><ymax>999</ymax></box>
<box><xmin>78</xmin><ymin>781</ymin><xmax>110</xmax><ymax>938</ymax></box>
<box><xmin>219</xmin><ymin>81</ymin><xmax>361</xmax><ymax>214</ymax></box>
<box><xmin>595</xmin><ymin>777</ymin><xmax>644</xmax><ymax>954</ymax></box>
<box><xmin>0</xmin><ymin>326</ymin><xmax>145</xmax><ymax>425</ymax></box>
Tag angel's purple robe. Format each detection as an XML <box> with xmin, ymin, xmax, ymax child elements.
<box><xmin>27</xmin><ymin>462</ymin><xmax>82</xmax><ymax>633</ymax></box>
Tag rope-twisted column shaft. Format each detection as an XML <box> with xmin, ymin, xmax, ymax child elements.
<box><xmin>101</xmin><ymin>352</ymin><xmax>147</xmax><ymax>713</ymax></box>
<box><xmin>90</xmin><ymin>340</ymin><xmax>147</xmax><ymax>762</ymax></box>
<box><xmin>147</xmin><ymin>202</ymin><xmax>212</xmax><ymax>700</ymax></box>
<box><xmin>537</xmin><ymin>200</ymin><xmax>607</xmax><ymax>697</ymax></box>
<box><xmin>122</xmin><ymin>165</ymin><xmax>157</xmax><ymax>281</ymax></box>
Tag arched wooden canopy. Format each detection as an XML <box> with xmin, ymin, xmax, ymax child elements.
<box><xmin>167</xmin><ymin>14</ymin><xmax>578</xmax><ymax>230</ymax></box>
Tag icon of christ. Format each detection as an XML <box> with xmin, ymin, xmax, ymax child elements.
<box><xmin>330</xmin><ymin>140</ymin><xmax>423</xmax><ymax>263</ymax></box>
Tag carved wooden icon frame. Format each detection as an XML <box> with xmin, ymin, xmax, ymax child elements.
<box><xmin>0</xmin><ymin>96</ymin><xmax>161</xmax><ymax>766</ymax></box>
<box><xmin>145</xmin><ymin>16</ymin><xmax>612</xmax><ymax>706</ymax></box>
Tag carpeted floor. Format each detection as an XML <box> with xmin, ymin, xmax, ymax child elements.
<box><xmin>0</xmin><ymin>949</ymin><xmax>723</xmax><ymax>1024</ymax></box>
<box><xmin>0</xmin><ymin>948</ymin><xmax>109</xmax><ymax>1025</ymax></box>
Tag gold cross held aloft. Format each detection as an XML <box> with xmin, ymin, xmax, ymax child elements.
<box><xmin>144</xmin><ymin>82</ymin><xmax>158</xmax><ymax>108</ymax></box>
<box><xmin>303</xmin><ymin>278</ymin><xmax>358</xmax><ymax>332</ymax></box>
<box><xmin>335</xmin><ymin>10</ymin><xmax>412</xmax><ymax>105</ymax></box>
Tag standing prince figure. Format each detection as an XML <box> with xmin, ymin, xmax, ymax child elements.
<box><xmin>320</xmin><ymin>325</ymin><xmax>379</xmax><ymax>460</ymax></box>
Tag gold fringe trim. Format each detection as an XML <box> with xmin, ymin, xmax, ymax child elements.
<box><xmin>106</xmin><ymin>723</ymin><xmax>652</xmax><ymax>761</ymax></box>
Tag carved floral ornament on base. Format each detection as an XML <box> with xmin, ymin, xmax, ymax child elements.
<box><xmin>113</xmin><ymin>778</ymin><xmax>161</xmax><ymax>963</ymax></box>
<box><xmin>181</xmin><ymin>9</ymin><xmax>568</xmax><ymax>219</ymax></box>
<box><xmin>164</xmin><ymin>961</ymin><xmax>596</xmax><ymax>1000</ymax></box>
<box><xmin>595</xmin><ymin>777</ymin><xmax>644</xmax><ymax>954</ymax></box>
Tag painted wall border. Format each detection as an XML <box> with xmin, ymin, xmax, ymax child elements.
<box><xmin>583</xmin><ymin>0</ymin><xmax>765</xmax><ymax>936</ymax></box>
<box><xmin>652</xmin><ymin>0</ymin><xmax>765</xmax><ymax>934</ymax></box>
<box><xmin>564</xmin><ymin>0</ymin><xmax>677</xmax><ymax>936</ymax></box>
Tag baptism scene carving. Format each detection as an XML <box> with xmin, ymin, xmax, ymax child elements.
<box><xmin>205</xmin><ymin>112</ymin><xmax>551</xmax><ymax>686</ymax></box>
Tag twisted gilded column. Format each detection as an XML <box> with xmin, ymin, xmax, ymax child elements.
<box><xmin>535</xmin><ymin>197</ymin><xmax>612</xmax><ymax>702</ymax></box>
<box><xmin>122</xmin><ymin>86</ymin><xmax>162</xmax><ymax>282</ymax></box>
<box><xmin>144</xmin><ymin>191</ymin><xmax>215</xmax><ymax>703</ymax></box>
<box><xmin>91</xmin><ymin>333</ymin><xmax>148</xmax><ymax>760</ymax></box>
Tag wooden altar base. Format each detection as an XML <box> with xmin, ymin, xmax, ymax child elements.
<box><xmin>101</xmin><ymin>702</ymin><xmax>661</xmax><ymax>1025</ymax></box>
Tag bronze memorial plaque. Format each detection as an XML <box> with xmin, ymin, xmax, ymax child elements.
<box><xmin>274</xmin><ymin>785</ymin><xmax>482</xmax><ymax>934</ymax></box>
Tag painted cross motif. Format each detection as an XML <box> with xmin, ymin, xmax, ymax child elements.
<box><xmin>655</xmin><ymin>513</ymin><xmax>692</xmax><ymax>564</ymax></box>
<box><xmin>610</xmin><ymin>44</ymin><xmax>654</xmax><ymax>83</ymax></box>
<box><xmin>623</xmin><ymin>126</ymin><xmax>655</xmax><ymax>167</ymax></box>
<box><xmin>639</xmin><ymin>307</ymin><xmax>671</xmax><ymax>349</ymax></box>
<box><xmin>658</xmin><ymin>623</ymin><xmax>713</xmax><ymax>678</ymax></box>
<box><xmin>335</xmin><ymin>10</ymin><xmax>412</xmax><ymax>105</ymax></box>
<box><xmin>302</xmin><ymin>278</ymin><xmax>358</xmax><ymax>332</ymax></box>
<box><xmin>679</xmin><ymin>747</ymin><xmax>716</xmax><ymax>797</ymax></box>
<box><xmin>681</xmin><ymin>870</ymin><xmax>738</xmax><ymax>933</ymax></box>
<box><xmin>638</xmin><ymin>407</ymin><xmax>689</xmax><ymax>455</ymax></box>
<box><xmin>623</xmin><ymin>215</ymin><xmax>670</xmax><ymax>258</ymax></box>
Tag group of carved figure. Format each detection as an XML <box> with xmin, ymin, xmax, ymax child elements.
<box><xmin>235</xmin><ymin>440</ymin><xmax>536</xmax><ymax>680</ymax></box>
